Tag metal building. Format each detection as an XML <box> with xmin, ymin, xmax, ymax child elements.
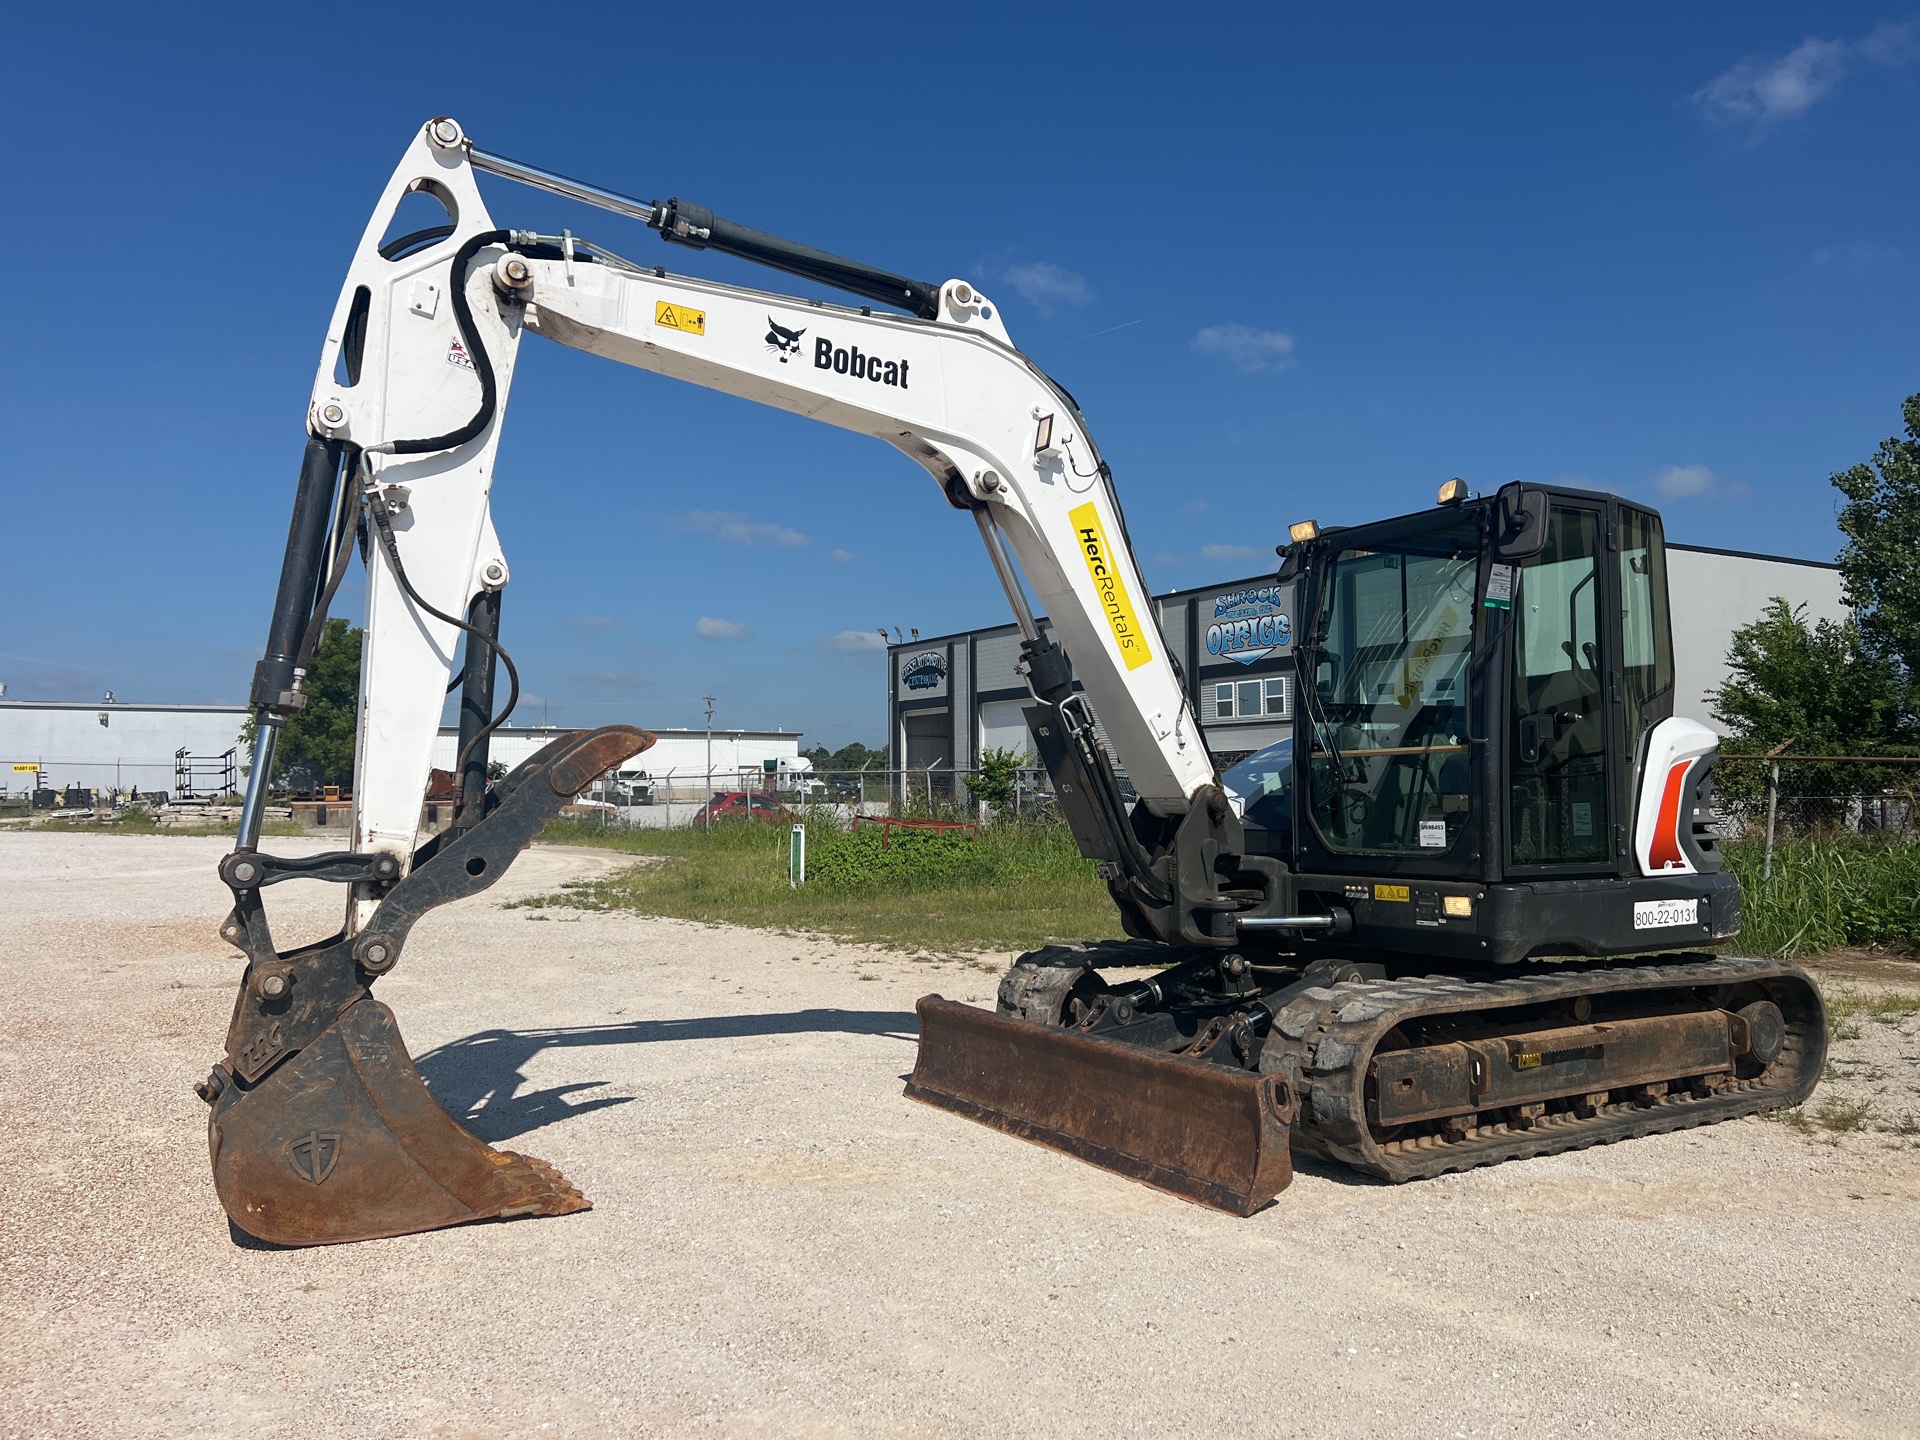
<box><xmin>886</xmin><ymin>542</ymin><xmax>1846</xmax><ymax>778</ymax></box>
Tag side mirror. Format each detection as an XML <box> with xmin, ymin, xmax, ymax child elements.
<box><xmin>1494</xmin><ymin>486</ymin><xmax>1549</xmax><ymax>561</ymax></box>
<box><xmin>1275</xmin><ymin>545</ymin><xmax>1306</xmax><ymax>582</ymax></box>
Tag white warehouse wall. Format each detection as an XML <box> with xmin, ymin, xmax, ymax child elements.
<box><xmin>1665</xmin><ymin>544</ymin><xmax>1847</xmax><ymax>724</ymax></box>
<box><xmin>0</xmin><ymin>702</ymin><xmax>247</xmax><ymax>794</ymax></box>
<box><xmin>427</xmin><ymin>727</ymin><xmax>800</xmax><ymax>784</ymax></box>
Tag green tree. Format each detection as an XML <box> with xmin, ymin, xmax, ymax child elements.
<box><xmin>1711</xmin><ymin>599</ymin><xmax>1913</xmax><ymax>820</ymax></box>
<box><xmin>240</xmin><ymin>619</ymin><xmax>362</xmax><ymax>789</ymax></box>
<box><xmin>1713</xmin><ymin>600</ymin><xmax>1908</xmax><ymax>750</ymax></box>
<box><xmin>1833</xmin><ymin>392</ymin><xmax>1920</xmax><ymax>679</ymax></box>
<box><xmin>964</xmin><ymin>745</ymin><xmax>1032</xmax><ymax>812</ymax></box>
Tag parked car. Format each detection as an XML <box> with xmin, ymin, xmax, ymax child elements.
<box><xmin>693</xmin><ymin>791</ymin><xmax>796</xmax><ymax>825</ymax></box>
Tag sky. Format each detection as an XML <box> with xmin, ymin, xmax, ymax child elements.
<box><xmin>2</xmin><ymin>4</ymin><xmax>1916</xmax><ymax>748</ymax></box>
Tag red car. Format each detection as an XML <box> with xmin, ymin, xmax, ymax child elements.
<box><xmin>692</xmin><ymin>791</ymin><xmax>796</xmax><ymax>825</ymax></box>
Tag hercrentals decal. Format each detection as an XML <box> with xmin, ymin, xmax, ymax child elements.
<box><xmin>814</xmin><ymin>336</ymin><xmax>910</xmax><ymax>388</ymax></box>
<box><xmin>1068</xmin><ymin>501</ymin><xmax>1154</xmax><ymax>671</ymax></box>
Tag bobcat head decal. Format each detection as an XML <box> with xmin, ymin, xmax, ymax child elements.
<box><xmin>765</xmin><ymin>317</ymin><xmax>806</xmax><ymax>362</ymax></box>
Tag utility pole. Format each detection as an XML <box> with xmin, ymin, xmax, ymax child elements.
<box><xmin>703</xmin><ymin>694</ymin><xmax>716</xmax><ymax>833</ymax></box>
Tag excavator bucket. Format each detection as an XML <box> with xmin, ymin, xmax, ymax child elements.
<box><xmin>203</xmin><ymin>724</ymin><xmax>653</xmax><ymax>1246</ymax></box>
<box><xmin>209</xmin><ymin>999</ymin><xmax>587</xmax><ymax>1246</ymax></box>
<box><xmin>906</xmin><ymin>996</ymin><xmax>1296</xmax><ymax>1216</ymax></box>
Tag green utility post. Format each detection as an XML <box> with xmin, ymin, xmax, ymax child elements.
<box><xmin>789</xmin><ymin>823</ymin><xmax>806</xmax><ymax>889</ymax></box>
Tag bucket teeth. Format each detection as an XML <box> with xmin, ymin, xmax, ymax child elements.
<box><xmin>209</xmin><ymin>998</ymin><xmax>589</xmax><ymax>1246</ymax></box>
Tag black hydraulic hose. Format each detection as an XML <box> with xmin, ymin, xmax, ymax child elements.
<box><xmin>376</xmin><ymin>228</ymin><xmax>512</xmax><ymax>457</ymax></box>
<box><xmin>378</xmin><ymin>224</ymin><xmax>456</xmax><ymax>261</ymax></box>
<box><xmin>364</xmin><ymin>492</ymin><xmax>520</xmax><ymax>779</ymax></box>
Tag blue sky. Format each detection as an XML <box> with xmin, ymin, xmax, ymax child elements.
<box><xmin>3</xmin><ymin>4</ymin><xmax>1915</xmax><ymax>748</ymax></box>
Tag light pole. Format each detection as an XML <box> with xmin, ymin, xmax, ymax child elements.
<box><xmin>703</xmin><ymin>694</ymin><xmax>715</xmax><ymax>833</ymax></box>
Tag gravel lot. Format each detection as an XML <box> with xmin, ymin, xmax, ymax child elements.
<box><xmin>4</xmin><ymin>831</ymin><xmax>1918</xmax><ymax>1439</ymax></box>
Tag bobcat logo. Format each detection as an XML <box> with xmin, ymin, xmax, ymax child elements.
<box><xmin>765</xmin><ymin>316</ymin><xmax>806</xmax><ymax>362</ymax></box>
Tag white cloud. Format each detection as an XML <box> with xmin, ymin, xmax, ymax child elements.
<box><xmin>818</xmin><ymin>630</ymin><xmax>888</xmax><ymax>663</ymax></box>
<box><xmin>679</xmin><ymin>510</ymin><xmax>814</xmax><ymax>549</ymax></box>
<box><xmin>1694</xmin><ymin>21</ymin><xmax>1920</xmax><ymax>138</ymax></box>
<box><xmin>1199</xmin><ymin>544</ymin><xmax>1264</xmax><ymax>564</ymax></box>
<box><xmin>1182</xmin><ymin>498</ymin><xmax>1210</xmax><ymax>515</ymax></box>
<box><xmin>1001</xmin><ymin>261</ymin><xmax>1092</xmax><ymax>314</ymax></box>
<box><xmin>564</xmin><ymin>615</ymin><xmax>617</xmax><ymax>629</ymax></box>
<box><xmin>1651</xmin><ymin>464</ymin><xmax>1751</xmax><ymax>502</ymax></box>
<box><xmin>830</xmin><ymin>548</ymin><xmax>857</xmax><ymax>563</ymax></box>
<box><xmin>1812</xmin><ymin>240</ymin><xmax>1900</xmax><ymax>267</ymax></box>
<box><xmin>577</xmin><ymin>669</ymin><xmax>650</xmax><ymax>687</ymax></box>
<box><xmin>695</xmin><ymin>616</ymin><xmax>754</xmax><ymax>640</ymax></box>
<box><xmin>1190</xmin><ymin>323</ymin><xmax>1297</xmax><ymax>374</ymax></box>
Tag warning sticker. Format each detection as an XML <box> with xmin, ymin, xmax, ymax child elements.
<box><xmin>655</xmin><ymin>302</ymin><xmax>706</xmax><ymax>335</ymax></box>
<box><xmin>1068</xmin><ymin>502</ymin><xmax>1154</xmax><ymax>670</ymax></box>
<box><xmin>1373</xmin><ymin>883</ymin><xmax>1411</xmax><ymax>903</ymax></box>
<box><xmin>1484</xmin><ymin>563</ymin><xmax>1514</xmax><ymax>610</ymax></box>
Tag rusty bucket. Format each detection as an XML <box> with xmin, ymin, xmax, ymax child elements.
<box><xmin>208</xmin><ymin>998</ymin><xmax>588</xmax><ymax>1246</ymax></box>
<box><xmin>906</xmin><ymin>996</ymin><xmax>1295</xmax><ymax>1216</ymax></box>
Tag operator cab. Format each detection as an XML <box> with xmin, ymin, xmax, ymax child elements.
<box><xmin>1268</xmin><ymin>482</ymin><xmax>1735</xmax><ymax>966</ymax></box>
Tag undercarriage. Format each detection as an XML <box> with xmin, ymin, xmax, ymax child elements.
<box><xmin>908</xmin><ymin>943</ymin><xmax>1825</xmax><ymax>1212</ymax></box>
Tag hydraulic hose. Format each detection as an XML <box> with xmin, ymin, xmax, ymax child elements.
<box><xmin>371</xmin><ymin>228</ymin><xmax>512</xmax><ymax>458</ymax></box>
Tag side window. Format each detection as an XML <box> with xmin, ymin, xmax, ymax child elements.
<box><xmin>1508</xmin><ymin>508</ymin><xmax>1610</xmax><ymax>866</ymax></box>
<box><xmin>1618</xmin><ymin>506</ymin><xmax>1673</xmax><ymax>737</ymax></box>
<box><xmin>1215</xmin><ymin>682</ymin><xmax>1235</xmax><ymax>717</ymax></box>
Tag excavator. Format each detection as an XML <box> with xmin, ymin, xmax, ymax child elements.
<box><xmin>203</xmin><ymin>120</ymin><xmax>1825</xmax><ymax>1245</ymax></box>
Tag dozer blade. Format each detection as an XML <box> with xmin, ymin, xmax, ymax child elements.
<box><xmin>906</xmin><ymin>996</ymin><xmax>1295</xmax><ymax>1216</ymax></box>
<box><xmin>209</xmin><ymin>998</ymin><xmax>587</xmax><ymax>1246</ymax></box>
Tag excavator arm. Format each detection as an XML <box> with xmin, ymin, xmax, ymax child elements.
<box><xmin>206</xmin><ymin>119</ymin><xmax>1295</xmax><ymax>1245</ymax></box>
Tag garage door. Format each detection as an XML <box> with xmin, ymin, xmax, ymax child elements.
<box><xmin>979</xmin><ymin>700</ymin><xmax>1035</xmax><ymax>760</ymax></box>
<box><xmin>902</xmin><ymin>710</ymin><xmax>950</xmax><ymax>769</ymax></box>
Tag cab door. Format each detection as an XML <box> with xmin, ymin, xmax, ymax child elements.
<box><xmin>1504</xmin><ymin>502</ymin><xmax>1613</xmax><ymax>871</ymax></box>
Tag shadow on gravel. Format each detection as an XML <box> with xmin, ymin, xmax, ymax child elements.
<box><xmin>414</xmin><ymin>1009</ymin><xmax>919</xmax><ymax>1142</ymax></box>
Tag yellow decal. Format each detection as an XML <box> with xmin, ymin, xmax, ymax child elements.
<box><xmin>1373</xmin><ymin>883</ymin><xmax>1410</xmax><ymax>903</ymax></box>
<box><xmin>1513</xmin><ymin>1052</ymin><xmax>1543</xmax><ymax>1070</ymax></box>
<box><xmin>11</xmin><ymin>762</ymin><xmax>40</xmax><ymax>772</ymax></box>
<box><xmin>1068</xmin><ymin>502</ymin><xmax>1154</xmax><ymax>671</ymax></box>
<box><xmin>654</xmin><ymin>301</ymin><xmax>706</xmax><ymax>335</ymax></box>
<box><xmin>1396</xmin><ymin>601</ymin><xmax>1461</xmax><ymax>709</ymax></box>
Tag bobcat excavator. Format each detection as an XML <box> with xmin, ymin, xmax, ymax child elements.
<box><xmin>203</xmin><ymin>119</ymin><xmax>1824</xmax><ymax>1245</ymax></box>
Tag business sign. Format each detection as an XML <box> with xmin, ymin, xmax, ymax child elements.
<box><xmin>902</xmin><ymin>651</ymin><xmax>948</xmax><ymax>691</ymax></box>
<box><xmin>1205</xmin><ymin>586</ymin><xmax>1292</xmax><ymax>666</ymax></box>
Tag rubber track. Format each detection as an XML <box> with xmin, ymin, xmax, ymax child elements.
<box><xmin>1258</xmin><ymin>953</ymin><xmax>1826</xmax><ymax>1181</ymax></box>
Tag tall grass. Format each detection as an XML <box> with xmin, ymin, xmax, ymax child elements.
<box><xmin>531</xmin><ymin>817</ymin><xmax>1118</xmax><ymax>954</ymax></box>
<box><xmin>1723</xmin><ymin>836</ymin><xmax>1920</xmax><ymax>958</ymax></box>
<box><xmin>535</xmin><ymin>820</ymin><xmax>1920</xmax><ymax>962</ymax></box>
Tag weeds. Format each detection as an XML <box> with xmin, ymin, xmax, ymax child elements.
<box><xmin>1813</xmin><ymin>1098</ymin><xmax>1875</xmax><ymax>1133</ymax></box>
<box><xmin>1724</xmin><ymin>835</ymin><xmax>1920</xmax><ymax>957</ymax></box>
<box><xmin>530</xmin><ymin>815</ymin><xmax>1116</xmax><ymax>955</ymax></box>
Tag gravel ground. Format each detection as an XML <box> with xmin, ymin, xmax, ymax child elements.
<box><xmin>4</xmin><ymin>831</ymin><xmax>1918</xmax><ymax>1440</ymax></box>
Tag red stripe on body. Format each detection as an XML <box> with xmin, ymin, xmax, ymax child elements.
<box><xmin>1647</xmin><ymin>759</ymin><xmax>1693</xmax><ymax>871</ymax></box>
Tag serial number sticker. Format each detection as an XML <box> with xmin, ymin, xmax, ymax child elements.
<box><xmin>655</xmin><ymin>301</ymin><xmax>706</xmax><ymax>334</ymax></box>
<box><xmin>1419</xmin><ymin>819</ymin><xmax>1448</xmax><ymax>848</ymax></box>
<box><xmin>1374</xmin><ymin>883</ymin><xmax>1410</xmax><ymax>903</ymax></box>
<box><xmin>1633</xmin><ymin>897</ymin><xmax>1699</xmax><ymax>931</ymax></box>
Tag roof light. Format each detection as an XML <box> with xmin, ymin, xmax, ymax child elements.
<box><xmin>1288</xmin><ymin>520</ymin><xmax>1320</xmax><ymax>544</ymax></box>
<box><xmin>1437</xmin><ymin>477</ymin><xmax>1469</xmax><ymax>506</ymax></box>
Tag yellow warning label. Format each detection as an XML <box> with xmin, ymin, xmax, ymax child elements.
<box><xmin>1373</xmin><ymin>883</ymin><xmax>1410</xmax><ymax>903</ymax></box>
<box><xmin>654</xmin><ymin>301</ymin><xmax>706</xmax><ymax>335</ymax></box>
<box><xmin>1068</xmin><ymin>502</ymin><xmax>1153</xmax><ymax>671</ymax></box>
<box><xmin>11</xmin><ymin>762</ymin><xmax>40</xmax><ymax>772</ymax></box>
<box><xmin>1513</xmin><ymin>1052</ymin><xmax>1543</xmax><ymax>1070</ymax></box>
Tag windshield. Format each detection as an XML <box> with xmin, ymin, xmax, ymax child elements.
<box><xmin>1222</xmin><ymin>738</ymin><xmax>1293</xmax><ymax>842</ymax></box>
<box><xmin>1306</xmin><ymin>520</ymin><xmax>1478</xmax><ymax>853</ymax></box>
